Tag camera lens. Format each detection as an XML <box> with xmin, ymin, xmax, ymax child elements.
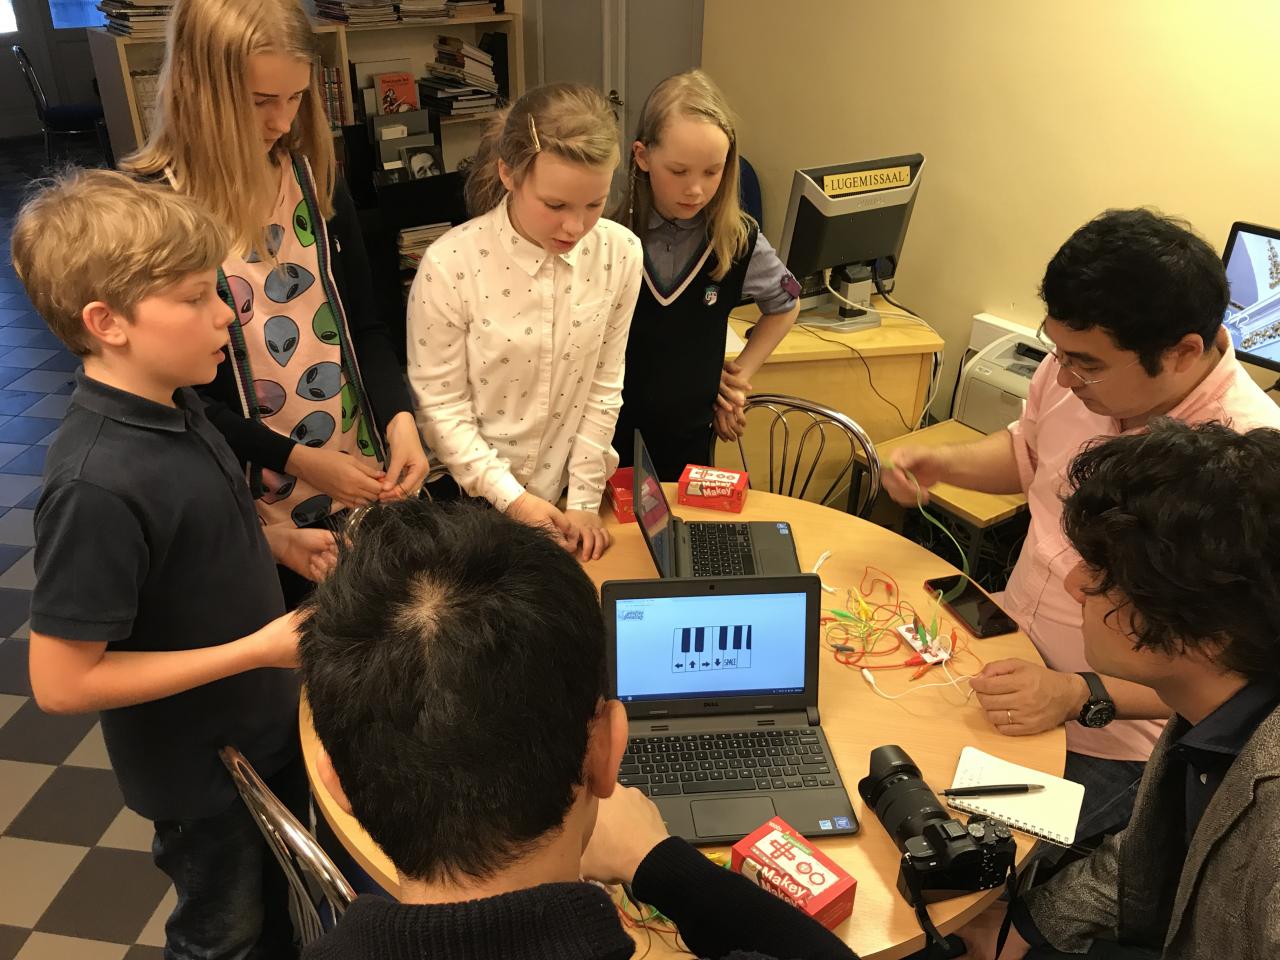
<box><xmin>857</xmin><ymin>745</ymin><xmax>951</xmax><ymax>852</ymax></box>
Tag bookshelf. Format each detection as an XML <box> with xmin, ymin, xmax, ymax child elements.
<box><xmin>87</xmin><ymin>1</ymin><xmax>525</xmax><ymax>163</ymax></box>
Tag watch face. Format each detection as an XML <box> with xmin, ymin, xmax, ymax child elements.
<box><xmin>1083</xmin><ymin>701</ymin><xmax>1117</xmax><ymax>728</ymax></box>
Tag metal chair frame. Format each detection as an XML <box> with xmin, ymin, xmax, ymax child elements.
<box><xmin>11</xmin><ymin>44</ymin><xmax>111</xmax><ymax>166</ymax></box>
<box><xmin>721</xmin><ymin>393</ymin><xmax>881</xmax><ymax>518</ymax></box>
<box><xmin>220</xmin><ymin>746</ymin><xmax>355</xmax><ymax>946</ymax></box>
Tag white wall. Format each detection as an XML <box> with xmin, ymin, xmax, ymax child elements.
<box><xmin>701</xmin><ymin>0</ymin><xmax>1280</xmax><ymax>408</ymax></box>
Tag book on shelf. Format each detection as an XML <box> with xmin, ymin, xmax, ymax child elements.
<box><xmin>397</xmin><ymin>221</ymin><xmax>452</xmax><ymax>269</ymax></box>
<box><xmin>373</xmin><ymin>71</ymin><xmax>420</xmax><ymax>114</ymax></box>
<box><xmin>428</xmin><ymin>62</ymin><xmax>498</xmax><ymax>94</ymax></box>
<box><xmin>398</xmin><ymin>0</ymin><xmax>448</xmax><ymax>21</ymax></box>
<box><xmin>446</xmin><ymin>0</ymin><xmax>496</xmax><ymax>15</ymax></box>
<box><xmin>478</xmin><ymin>31</ymin><xmax>508</xmax><ymax>98</ymax></box>
<box><xmin>315</xmin><ymin>0</ymin><xmax>398</xmax><ymax>24</ymax></box>
<box><xmin>98</xmin><ymin>0</ymin><xmax>171</xmax><ymax>37</ymax></box>
<box><xmin>436</xmin><ymin>35</ymin><xmax>493</xmax><ymax>64</ymax></box>
<box><xmin>399</xmin><ymin>143</ymin><xmax>444</xmax><ymax>180</ymax></box>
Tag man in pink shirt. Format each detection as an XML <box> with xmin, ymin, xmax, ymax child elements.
<box><xmin>883</xmin><ymin>208</ymin><xmax>1280</xmax><ymax>842</ymax></box>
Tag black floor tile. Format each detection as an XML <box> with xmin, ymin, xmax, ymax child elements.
<box><xmin>0</xmin><ymin>327</ymin><xmax>40</xmax><ymax>348</ymax></box>
<box><xmin>0</xmin><ymin>588</ymin><xmax>30</xmax><ymax>637</ymax></box>
<box><xmin>2</xmin><ymin>445</ymin><xmax>46</xmax><ymax>476</ymax></box>
<box><xmin>0</xmin><ymin>313</ymin><xmax>46</xmax><ymax>330</ymax></box>
<box><xmin>37</xmin><ymin>352</ymin><xmax>80</xmax><ymax>373</ymax></box>
<box><xmin>36</xmin><ymin>847</ymin><xmax>173</xmax><ymax>944</ymax></box>
<box><xmin>19</xmin><ymin>330</ymin><xmax>62</xmax><ymax>351</ymax></box>
<box><xmin>0</xmin><ymin>279</ymin><xmax>21</xmax><ymax>296</ymax></box>
<box><xmin>124</xmin><ymin>948</ymin><xmax>166</xmax><ymax>960</ymax></box>
<box><xmin>0</xmin><ymin>639</ymin><xmax>31</xmax><ymax>696</ymax></box>
<box><xmin>0</xmin><ymin>697</ymin><xmax>97</xmax><ymax>765</ymax></box>
<box><xmin>0</xmin><ymin>390</ymin><xmax>44</xmax><ymax>415</ymax></box>
<box><xmin>14</xmin><ymin>485</ymin><xmax>40</xmax><ymax>510</ymax></box>
<box><xmin>0</xmin><ymin>925</ymin><xmax>30</xmax><ymax>960</ymax></box>
<box><xmin>0</xmin><ymin>416</ymin><xmax>59</xmax><ymax>443</ymax></box>
<box><xmin>0</xmin><ymin>367</ymin><xmax>29</xmax><ymax>389</ymax></box>
<box><xmin>7</xmin><ymin>765</ymin><xmax>125</xmax><ymax>846</ymax></box>
<box><xmin>0</xmin><ymin>543</ymin><xmax>28</xmax><ymax>571</ymax></box>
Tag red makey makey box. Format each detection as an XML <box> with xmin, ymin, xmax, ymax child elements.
<box><xmin>677</xmin><ymin>464</ymin><xmax>748</xmax><ymax>514</ymax></box>
<box><xmin>606</xmin><ymin>467</ymin><xmax>636</xmax><ymax>523</ymax></box>
<box><xmin>730</xmin><ymin>817</ymin><xmax>856</xmax><ymax>931</ymax></box>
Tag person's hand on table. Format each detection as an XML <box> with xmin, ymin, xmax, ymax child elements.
<box><xmin>287</xmin><ymin>444</ymin><xmax>385</xmax><ymax>507</ymax></box>
<box><xmin>955</xmin><ymin>901</ymin><xmax>1029</xmax><ymax>960</ymax></box>
<box><xmin>380</xmin><ymin>411</ymin><xmax>431</xmax><ymax>501</ymax></box>
<box><xmin>882</xmin><ymin>446</ymin><xmax>949</xmax><ymax>507</ymax></box>
<box><xmin>580</xmin><ymin>785</ymin><xmax>671</xmax><ymax>885</ymax></box>
<box><xmin>970</xmin><ymin>658</ymin><xmax>1089</xmax><ymax>736</ymax></box>
<box><xmin>565</xmin><ymin>508</ymin><xmax>612</xmax><ymax>561</ymax></box>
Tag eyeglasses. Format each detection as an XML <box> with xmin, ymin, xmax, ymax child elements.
<box><xmin>1036</xmin><ymin>322</ymin><xmax>1141</xmax><ymax>387</ymax></box>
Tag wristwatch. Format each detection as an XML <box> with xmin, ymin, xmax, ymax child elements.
<box><xmin>1077</xmin><ymin>672</ymin><xmax>1116</xmax><ymax>728</ymax></box>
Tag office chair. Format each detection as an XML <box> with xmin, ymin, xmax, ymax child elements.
<box><xmin>739</xmin><ymin>155</ymin><xmax>763</xmax><ymax>226</ymax></box>
<box><xmin>219</xmin><ymin>746</ymin><xmax>355</xmax><ymax>945</ymax></box>
<box><xmin>11</xmin><ymin>44</ymin><xmax>113</xmax><ymax>167</ymax></box>
<box><xmin>717</xmin><ymin>393</ymin><xmax>881</xmax><ymax>518</ymax></box>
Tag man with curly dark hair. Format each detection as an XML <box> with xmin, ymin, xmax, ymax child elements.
<box><xmin>958</xmin><ymin>419</ymin><xmax>1280</xmax><ymax>960</ymax></box>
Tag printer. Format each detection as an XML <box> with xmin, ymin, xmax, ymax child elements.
<box><xmin>953</xmin><ymin>333</ymin><xmax>1048</xmax><ymax>435</ymax></box>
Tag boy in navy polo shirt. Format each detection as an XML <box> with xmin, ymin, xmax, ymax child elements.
<box><xmin>10</xmin><ymin>169</ymin><xmax>338</xmax><ymax>959</ymax></box>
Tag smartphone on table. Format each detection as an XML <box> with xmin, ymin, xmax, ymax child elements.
<box><xmin>923</xmin><ymin>575</ymin><xmax>1018</xmax><ymax>638</ymax></box>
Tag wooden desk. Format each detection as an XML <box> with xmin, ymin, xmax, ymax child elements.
<box><xmin>301</xmin><ymin>489</ymin><xmax>1064</xmax><ymax>960</ymax></box>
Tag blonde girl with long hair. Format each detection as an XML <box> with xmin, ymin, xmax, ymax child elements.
<box><xmin>124</xmin><ymin>0</ymin><xmax>429</xmax><ymax>593</ymax></box>
<box><xmin>407</xmin><ymin>83</ymin><xmax>642</xmax><ymax>560</ymax></box>
<box><xmin>612</xmin><ymin>70</ymin><xmax>800</xmax><ymax>480</ymax></box>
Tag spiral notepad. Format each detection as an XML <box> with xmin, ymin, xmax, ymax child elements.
<box><xmin>947</xmin><ymin>747</ymin><xmax>1084</xmax><ymax>846</ymax></box>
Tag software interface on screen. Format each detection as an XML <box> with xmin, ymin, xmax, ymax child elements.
<box><xmin>614</xmin><ymin>592</ymin><xmax>807</xmax><ymax>702</ymax></box>
<box><xmin>1223</xmin><ymin>227</ymin><xmax>1280</xmax><ymax>368</ymax></box>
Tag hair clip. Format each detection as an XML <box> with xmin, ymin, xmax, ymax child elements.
<box><xmin>527</xmin><ymin>115</ymin><xmax>541</xmax><ymax>153</ymax></box>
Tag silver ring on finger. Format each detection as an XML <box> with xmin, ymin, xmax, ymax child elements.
<box><xmin>1006</xmin><ymin>709</ymin><xmax>1013</xmax><ymax>726</ymax></box>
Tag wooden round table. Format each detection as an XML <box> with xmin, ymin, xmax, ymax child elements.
<box><xmin>301</xmin><ymin>487</ymin><xmax>1064</xmax><ymax>959</ymax></box>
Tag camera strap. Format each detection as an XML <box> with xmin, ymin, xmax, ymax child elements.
<box><xmin>994</xmin><ymin>862</ymin><xmax>1018</xmax><ymax>957</ymax></box>
<box><xmin>901</xmin><ymin>855</ymin><xmax>950</xmax><ymax>955</ymax></box>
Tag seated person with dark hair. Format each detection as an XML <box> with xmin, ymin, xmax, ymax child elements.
<box><xmin>883</xmin><ymin>208</ymin><xmax>1280</xmax><ymax>843</ymax></box>
<box><xmin>958</xmin><ymin>419</ymin><xmax>1280</xmax><ymax>960</ymax></box>
<box><xmin>299</xmin><ymin>501</ymin><xmax>858</xmax><ymax>960</ymax></box>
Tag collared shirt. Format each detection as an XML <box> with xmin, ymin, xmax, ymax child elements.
<box><xmin>1003</xmin><ymin>332</ymin><xmax>1280</xmax><ymax>761</ymax></box>
<box><xmin>32</xmin><ymin>372</ymin><xmax>298</xmax><ymax>820</ymax></box>
<box><xmin>1172</xmin><ymin>679</ymin><xmax>1280</xmax><ymax>846</ymax></box>
<box><xmin>407</xmin><ymin>200</ymin><xmax>643</xmax><ymax>512</ymax></box>
<box><xmin>643</xmin><ymin>210</ymin><xmax>799</xmax><ymax>314</ymax></box>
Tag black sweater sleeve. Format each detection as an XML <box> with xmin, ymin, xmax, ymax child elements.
<box><xmin>327</xmin><ymin>179</ymin><xmax>413</xmax><ymax>434</ymax></box>
<box><xmin>631</xmin><ymin>837</ymin><xmax>859</xmax><ymax>960</ymax></box>
<box><xmin>196</xmin><ymin>343</ymin><xmax>298</xmax><ymax>473</ymax></box>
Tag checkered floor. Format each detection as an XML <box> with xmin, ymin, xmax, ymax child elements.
<box><xmin>0</xmin><ymin>136</ymin><xmax>172</xmax><ymax>960</ymax></box>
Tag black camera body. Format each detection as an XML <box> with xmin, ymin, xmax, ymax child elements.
<box><xmin>859</xmin><ymin>745</ymin><xmax>1017</xmax><ymax>903</ymax></box>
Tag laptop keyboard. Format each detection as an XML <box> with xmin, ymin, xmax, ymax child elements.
<box><xmin>621</xmin><ymin>730</ymin><xmax>837</xmax><ymax>797</ymax></box>
<box><xmin>687</xmin><ymin>522</ymin><xmax>755</xmax><ymax>576</ymax></box>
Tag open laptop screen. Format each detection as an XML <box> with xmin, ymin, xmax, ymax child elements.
<box><xmin>633</xmin><ymin>431</ymin><xmax>675</xmax><ymax>576</ymax></box>
<box><xmin>614</xmin><ymin>591</ymin><xmax>808</xmax><ymax>702</ymax></box>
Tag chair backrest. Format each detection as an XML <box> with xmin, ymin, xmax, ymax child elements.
<box><xmin>220</xmin><ymin>746</ymin><xmax>355</xmax><ymax>944</ymax></box>
<box><xmin>11</xmin><ymin>45</ymin><xmax>48</xmax><ymax>122</ymax></box>
<box><xmin>722</xmin><ymin>393</ymin><xmax>881</xmax><ymax>517</ymax></box>
<box><xmin>738</xmin><ymin>154</ymin><xmax>763</xmax><ymax>226</ymax></box>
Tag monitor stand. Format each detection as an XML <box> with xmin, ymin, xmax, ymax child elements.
<box><xmin>800</xmin><ymin>274</ymin><xmax>882</xmax><ymax>333</ymax></box>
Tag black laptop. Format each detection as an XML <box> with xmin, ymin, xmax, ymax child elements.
<box><xmin>603</xmin><ymin>574</ymin><xmax>858</xmax><ymax>844</ymax></box>
<box><xmin>632</xmin><ymin>430</ymin><xmax>800</xmax><ymax>578</ymax></box>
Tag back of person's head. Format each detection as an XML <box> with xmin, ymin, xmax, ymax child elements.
<box><xmin>1062</xmin><ymin>419</ymin><xmax>1280</xmax><ymax>679</ymax></box>
<box><xmin>1040</xmin><ymin>208</ymin><xmax>1228</xmax><ymax>375</ymax></box>
<box><xmin>9</xmin><ymin>168</ymin><xmax>227</xmax><ymax>357</ymax></box>
<box><xmin>465</xmin><ymin>83</ymin><xmax>619</xmax><ymax>217</ymax></box>
<box><xmin>617</xmin><ymin>69</ymin><xmax>749</xmax><ymax>281</ymax></box>
<box><xmin>300</xmin><ymin>500</ymin><xmax>610</xmax><ymax>883</ymax></box>
<box><xmin>121</xmin><ymin>0</ymin><xmax>335</xmax><ymax>257</ymax></box>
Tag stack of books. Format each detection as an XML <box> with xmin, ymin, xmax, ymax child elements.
<box><xmin>398</xmin><ymin>222</ymin><xmax>452</xmax><ymax>270</ymax></box>
<box><xmin>98</xmin><ymin>0</ymin><xmax>170</xmax><ymax>37</ymax></box>
<box><xmin>396</xmin><ymin>0</ymin><xmax>448</xmax><ymax>22</ymax></box>
<box><xmin>417</xmin><ymin>75</ymin><xmax>498</xmax><ymax>117</ymax></box>
<box><xmin>314</xmin><ymin>0</ymin><xmax>398</xmax><ymax>26</ymax></box>
<box><xmin>131</xmin><ymin>70</ymin><xmax>161</xmax><ymax>139</ymax></box>
<box><xmin>428</xmin><ymin>36</ymin><xmax>498</xmax><ymax>95</ymax></box>
<box><xmin>446</xmin><ymin>0</ymin><xmax>496</xmax><ymax>16</ymax></box>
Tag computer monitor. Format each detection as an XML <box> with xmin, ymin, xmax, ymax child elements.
<box><xmin>1222</xmin><ymin>221</ymin><xmax>1280</xmax><ymax>373</ymax></box>
<box><xmin>777</xmin><ymin>153</ymin><xmax>925</xmax><ymax>332</ymax></box>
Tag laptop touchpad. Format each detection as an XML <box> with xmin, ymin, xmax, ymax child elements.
<box><xmin>691</xmin><ymin>797</ymin><xmax>777</xmax><ymax>838</ymax></box>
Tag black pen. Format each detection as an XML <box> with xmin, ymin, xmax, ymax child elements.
<box><xmin>943</xmin><ymin>784</ymin><xmax>1046</xmax><ymax>798</ymax></box>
